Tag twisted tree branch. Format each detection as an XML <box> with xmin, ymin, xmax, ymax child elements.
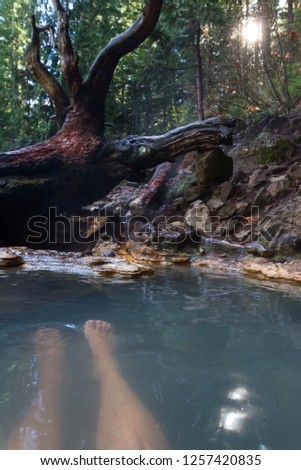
<box><xmin>26</xmin><ymin>15</ymin><xmax>70</xmax><ymax>129</ymax></box>
<box><xmin>97</xmin><ymin>117</ymin><xmax>236</xmax><ymax>171</ymax></box>
<box><xmin>50</xmin><ymin>0</ymin><xmax>82</xmax><ymax>96</ymax></box>
<box><xmin>85</xmin><ymin>0</ymin><xmax>163</xmax><ymax>93</ymax></box>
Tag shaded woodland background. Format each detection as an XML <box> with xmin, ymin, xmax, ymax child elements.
<box><xmin>0</xmin><ymin>0</ymin><xmax>300</xmax><ymax>151</ymax></box>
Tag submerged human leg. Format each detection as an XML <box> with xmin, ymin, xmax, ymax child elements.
<box><xmin>84</xmin><ymin>320</ymin><xmax>169</xmax><ymax>450</ymax></box>
<box><xmin>7</xmin><ymin>328</ymin><xmax>64</xmax><ymax>450</ymax></box>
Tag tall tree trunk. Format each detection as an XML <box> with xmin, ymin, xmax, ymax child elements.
<box><xmin>287</xmin><ymin>0</ymin><xmax>296</xmax><ymax>59</ymax></box>
<box><xmin>287</xmin><ymin>0</ymin><xmax>294</xmax><ymax>32</ymax></box>
<box><xmin>195</xmin><ymin>23</ymin><xmax>205</xmax><ymax>121</ymax></box>
<box><xmin>259</xmin><ymin>0</ymin><xmax>272</xmax><ymax>72</ymax></box>
<box><xmin>205</xmin><ymin>41</ymin><xmax>212</xmax><ymax>96</ymax></box>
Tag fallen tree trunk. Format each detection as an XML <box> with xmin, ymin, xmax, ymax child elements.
<box><xmin>0</xmin><ymin>117</ymin><xmax>234</xmax><ymax>244</ymax></box>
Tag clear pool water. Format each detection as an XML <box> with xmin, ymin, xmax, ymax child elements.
<box><xmin>1</xmin><ymin>266</ymin><xmax>301</xmax><ymax>450</ymax></box>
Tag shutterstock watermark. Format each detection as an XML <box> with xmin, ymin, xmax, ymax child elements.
<box><xmin>26</xmin><ymin>206</ymin><xmax>276</xmax><ymax>246</ymax></box>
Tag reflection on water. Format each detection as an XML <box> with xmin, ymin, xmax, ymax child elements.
<box><xmin>220</xmin><ymin>387</ymin><xmax>254</xmax><ymax>434</ymax></box>
<box><xmin>0</xmin><ymin>266</ymin><xmax>301</xmax><ymax>449</ymax></box>
<box><xmin>219</xmin><ymin>408</ymin><xmax>248</xmax><ymax>433</ymax></box>
<box><xmin>228</xmin><ymin>387</ymin><xmax>249</xmax><ymax>401</ymax></box>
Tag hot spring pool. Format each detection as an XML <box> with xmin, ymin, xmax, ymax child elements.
<box><xmin>1</xmin><ymin>265</ymin><xmax>301</xmax><ymax>450</ymax></box>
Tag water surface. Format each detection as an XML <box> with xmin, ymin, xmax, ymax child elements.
<box><xmin>0</xmin><ymin>266</ymin><xmax>301</xmax><ymax>450</ymax></box>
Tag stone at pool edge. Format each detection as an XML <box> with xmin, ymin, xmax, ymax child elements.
<box><xmin>95</xmin><ymin>263</ymin><xmax>155</xmax><ymax>278</ymax></box>
<box><xmin>192</xmin><ymin>254</ymin><xmax>301</xmax><ymax>284</ymax></box>
<box><xmin>125</xmin><ymin>240</ymin><xmax>191</xmax><ymax>264</ymax></box>
<box><xmin>82</xmin><ymin>256</ymin><xmax>155</xmax><ymax>278</ymax></box>
<box><xmin>0</xmin><ymin>252</ymin><xmax>25</xmax><ymax>268</ymax></box>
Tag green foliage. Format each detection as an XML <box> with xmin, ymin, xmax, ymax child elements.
<box><xmin>287</xmin><ymin>63</ymin><xmax>301</xmax><ymax>104</ymax></box>
<box><xmin>0</xmin><ymin>0</ymin><xmax>58</xmax><ymax>150</ymax></box>
<box><xmin>1</xmin><ymin>0</ymin><xmax>301</xmax><ymax>151</ymax></box>
<box><xmin>221</xmin><ymin>1</ymin><xmax>301</xmax><ymax>119</ymax></box>
<box><xmin>1</xmin><ymin>0</ymin><xmax>233</xmax><ymax>148</ymax></box>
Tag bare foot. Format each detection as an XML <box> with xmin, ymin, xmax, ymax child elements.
<box><xmin>84</xmin><ymin>320</ymin><xmax>117</xmax><ymax>377</ymax></box>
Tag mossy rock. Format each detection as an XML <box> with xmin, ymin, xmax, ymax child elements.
<box><xmin>165</xmin><ymin>167</ymin><xmax>206</xmax><ymax>203</ymax></box>
<box><xmin>228</xmin><ymin>133</ymin><xmax>295</xmax><ymax>173</ymax></box>
<box><xmin>257</xmin><ymin>138</ymin><xmax>294</xmax><ymax>164</ymax></box>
